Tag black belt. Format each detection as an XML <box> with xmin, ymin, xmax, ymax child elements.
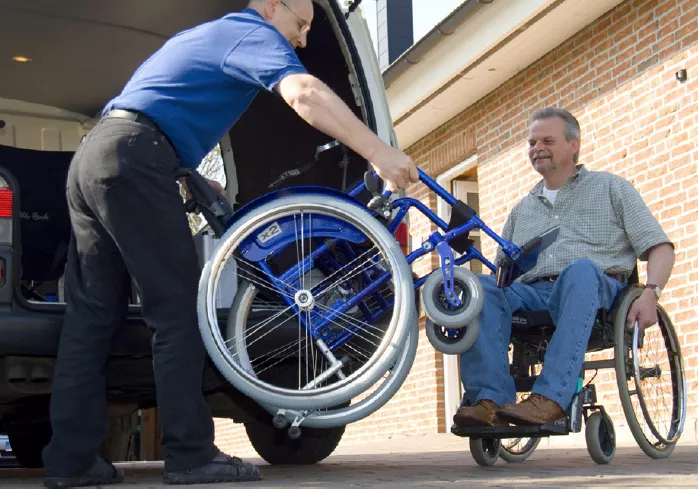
<box><xmin>104</xmin><ymin>109</ymin><xmax>178</xmax><ymax>161</ymax></box>
<box><xmin>104</xmin><ymin>109</ymin><xmax>161</xmax><ymax>131</ymax></box>
<box><xmin>540</xmin><ymin>272</ymin><xmax>625</xmax><ymax>283</ymax></box>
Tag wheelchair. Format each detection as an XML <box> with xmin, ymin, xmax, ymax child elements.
<box><xmin>451</xmin><ymin>266</ymin><xmax>688</xmax><ymax>466</ymax></box>
<box><xmin>178</xmin><ymin>143</ymin><xmax>541</xmax><ymax>437</ymax></box>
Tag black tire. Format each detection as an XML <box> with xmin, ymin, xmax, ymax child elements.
<box><xmin>425</xmin><ymin>318</ymin><xmax>478</xmax><ymax>355</ymax></box>
<box><xmin>244</xmin><ymin>419</ymin><xmax>345</xmax><ymax>465</ymax></box>
<box><xmin>421</xmin><ymin>267</ymin><xmax>484</xmax><ymax>329</ymax></box>
<box><xmin>585</xmin><ymin>411</ymin><xmax>615</xmax><ymax>465</ymax></box>
<box><xmin>6</xmin><ymin>421</ymin><xmax>52</xmax><ymax>468</ymax></box>
<box><xmin>469</xmin><ymin>437</ymin><xmax>500</xmax><ymax>467</ymax></box>
<box><xmin>613</xmin><ymin>286</ymin><xmax>685</xmax><ymax>459</ymax></box>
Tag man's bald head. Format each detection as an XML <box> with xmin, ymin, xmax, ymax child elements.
<box><xmin>247</xmin><ymin>0</ymin><xmax>313</xmax><ymax>49</ymax></box>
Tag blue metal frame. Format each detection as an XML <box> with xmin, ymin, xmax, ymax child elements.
<box><xmin>224</xmin><ymin>168</ymin><xmax>522</xmax><ymax>350</ymax></box>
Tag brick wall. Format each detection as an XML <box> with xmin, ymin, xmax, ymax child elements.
<box><xmin>214</xmin><ymin>0</ymin><xmax>698</xmax><ymax>456</ymax></box>
<box><xmin>405</xmin><ymin>0</ymin><xmax>698</xmax><ymax>429</ymax></box>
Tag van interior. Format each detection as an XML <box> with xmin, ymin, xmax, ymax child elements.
<box><xmin>0</xmin><ymin>0</ymin><xmax>372</xmax><ymax>305</ymax></box>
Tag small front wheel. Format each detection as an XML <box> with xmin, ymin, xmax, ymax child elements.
<box><xmin>425</xmin><ymin>318</ymin><xmax>478</xmax><ymax>354</ymax></box>
<box><xmin>421</xmin><ymin>267</ymin><xmax>484</xmax><ymax>329</ymax></box>
<box><xmin>469</xmin><ymin>437</ymin><xmax>501</xmax><ymax>467</ymax></box>
<box><xmin>585</xmin><ymin>411</ymin><xmax>616</xmax><ymax>465</ymax></box>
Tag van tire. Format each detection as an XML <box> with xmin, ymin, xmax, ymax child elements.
<box><xmin>244</xmin><ymin>419</ymin><xmax>345</xmax><ymax>465</ymax></box>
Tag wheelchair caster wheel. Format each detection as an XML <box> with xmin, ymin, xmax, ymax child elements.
<box><xmin>422</xmin><ymin>267</ymin><xmax>484</xmax><ymax>329</ymax></box>
<box><xmin>288</xmin><ymin>426</ymin><xmax>302</xmax><ymax>440</ymax></box>
<box><xmin>585</xmin><ymin>411</ymin><xmax>615</xmax><ymax>464</ymax></box>
<box><xmin>469</xmin><ymin>437</ymin><xmax>501</xmax><ymax>466</ymax></box>
<box><xmin>425</xmin><ymin>318</ymin><xmax>478</xmax><ymax>354</ymax></box>
<box><xmin>273</xmin><ymin>414</ymin><xmax>289</xmax><ymax>429</ymax></box>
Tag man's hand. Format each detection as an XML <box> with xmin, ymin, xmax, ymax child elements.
<box><xmin>178</xmin><ymin>177</ymin><xmax>226</xmax><ymax>203</ymax></box>
<box><xmin>369</xmin><ymin>146</ymin><xmax>420</xmax><ymax>192</ymax></box>
<box><xmin>626</xmin><ymin>289</ymin><xmax>658</xmax><ymax>331</ymax></box>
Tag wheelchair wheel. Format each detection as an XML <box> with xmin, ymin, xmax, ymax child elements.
<box><xmin>421</xmin><ymin>266</ymin><xmax>484</xmax><ymax>329</ymax></box>
<box><xmin>498</xmin><ymin>436</ymin><xmax>540</xmax><ymax>463</ymax></box>
<box><xmin>425</xmin><ymin>318</ymin><xmax>478</xmax><ymax>354</ymax></box>
<box><xmin>228</xmin><ymin>280</ymin><xmax>419</xmax><ymax>428</ymax></box>
<box><xmin>613</xmin><ymin>286</ymin><xmax>686</xmax><ymax>459</ymax></box>
<box><xmin>198</xmin><ymin>193</ymin><xmax>415</xmax><ymax>411</ymax></box>
<box><xmin>585</xmin><ymin>411</ymin><xmax>616</xmax><ymax>464</ymax></box>
<box><xmin>469</xmin><ymin>438</ymin><xmax>501</xmax><ymax>466</ymax></box>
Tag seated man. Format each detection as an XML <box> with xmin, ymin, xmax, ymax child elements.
<box><xmin>454</xmin><ymin>107</ymin><xmax>675</xmax><ymax>427</ymax></box>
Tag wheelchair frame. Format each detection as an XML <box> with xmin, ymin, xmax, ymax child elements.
<box><xmin>453</xmin><ymin>282</ymin><xmax>687</xmax><ymax>466</ymax></box>
<box><xmin>191</xmin><ymin>166</ymin><xmax>522</xmax><ymax>351</ymax></box>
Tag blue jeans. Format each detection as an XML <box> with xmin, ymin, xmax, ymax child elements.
<box><xmin>459</xmin><ymin>258</ymin><xmax>624</xmax><ymax>412</ymax></box>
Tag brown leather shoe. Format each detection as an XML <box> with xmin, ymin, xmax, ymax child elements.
<box><xmin>496</xmin><ymin>394</ymin><xmax>566</xmax><ymax>426</ymax></box>
<box><xmin>453</xmin><ymin>399</ymin><xmax>506</xmax><ymax>427</ymax></box>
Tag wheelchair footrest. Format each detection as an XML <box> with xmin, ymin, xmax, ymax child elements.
<box><xmin>451</xmin><ymin>419</ymin><xmax>570</xmax><ymax>438</ymax></box>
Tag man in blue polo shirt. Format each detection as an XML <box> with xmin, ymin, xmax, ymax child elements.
<box><xmin>42</xmin><ymin>0</ymin><xmax>419</xmax><ymax>487</ymax></box>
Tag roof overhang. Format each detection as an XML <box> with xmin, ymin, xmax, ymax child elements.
<box><xmin>384</xmin><ymin>0</ymin><xmax>626</xmax><ymax>149</ymax></box>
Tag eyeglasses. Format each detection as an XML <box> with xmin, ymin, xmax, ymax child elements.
<box><xmin>280</xmin><ymin>0</ymin><xmax>311</xmax><ymax>34</ymax></box>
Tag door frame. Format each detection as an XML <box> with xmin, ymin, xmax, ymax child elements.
<box><xmin>435</xmin><ymin>154</ymin><xmax>478</xmax><ymax>429</ymax></box>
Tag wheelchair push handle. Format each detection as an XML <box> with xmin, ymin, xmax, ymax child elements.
<box><xmin>176</xmin><ymin>169</ymin><xmax>234</xmax><ymax>238</ymax></box>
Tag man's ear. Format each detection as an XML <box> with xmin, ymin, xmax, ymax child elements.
<box><xmin>255</xmin><ymin>0</ymin><xmax>279</xmax><ymax>20</ymax></box>
<box><xmin>266</xmin><ymin>0</ymin><xmax>282</xmax><ymax>18</ymax></box>
<box><xmin>571</xmin><ymin>138</ymin><xmax>580</xmax><ymax>156</ymax></box>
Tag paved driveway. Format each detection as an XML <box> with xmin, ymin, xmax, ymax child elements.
<box><xmin>1</xmin><ymin>434</ymin><xmax>696</xmax><ymax>488</ymax></box>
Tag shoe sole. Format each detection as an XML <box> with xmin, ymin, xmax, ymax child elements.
<box><xmin>163</xmin><ymin>474</ymin><xmax>261</xmax><ymax>485</ymax></box>
<box><xmin>44</xmin><ymin>475</ymin><xmax>124</xmax><ymax>489</ymax></box>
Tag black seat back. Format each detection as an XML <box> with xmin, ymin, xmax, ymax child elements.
<box><xmin>0</xmin><ymin>144</ymin><xmax>72</xmax><ymax>282</ymax></box>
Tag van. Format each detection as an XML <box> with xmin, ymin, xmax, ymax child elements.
<box><xmin>0</xmin><ymin>0</ymin><xmax>399</xmax><ymax>468</ymax></box>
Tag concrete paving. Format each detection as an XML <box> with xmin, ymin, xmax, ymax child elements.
<box><xmin>1</xmin><ymin>433</ymin><xmax>696</xmax><ymax>488</ymax></box>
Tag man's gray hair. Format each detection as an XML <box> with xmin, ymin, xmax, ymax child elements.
<box><xmin>530</xmin><ymin>108</ymin><xmax>581</xmax><ymax>163</ymax></box>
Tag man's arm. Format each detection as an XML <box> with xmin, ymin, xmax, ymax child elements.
<box><xmin>627</xmin><ymin>242</ymin><xmax>675</xmax><ymax>330</ymax></box>
<box><xmin>611</xmin><ymin>177</ymin><xmax>676</xmax><ymax>330</ymax></box>
<box><xmin>645</xmin><ymin>242</ymin><xmax>675</xmax><ymax>290</ymax></box>
<box><xmin>275</xmin><ymin>73</ymin><xmax>418</xmax><ymax>191</ymax></box>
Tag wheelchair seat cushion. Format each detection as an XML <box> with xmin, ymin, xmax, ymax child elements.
<box><xmin>512</xmin><ymin>309</ymin><xmax>555</xmax><ymax>329</ymax></box>
<box><xmin>0</xmin><ymin>144</ymin><xmax>72</xmax><ymax>282</ymax></box>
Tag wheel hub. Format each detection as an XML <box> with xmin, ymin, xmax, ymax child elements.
<box><xmin>295</xmin><ymin>289</ymin><xmax>315</xmax><ymax>311</ymax></box>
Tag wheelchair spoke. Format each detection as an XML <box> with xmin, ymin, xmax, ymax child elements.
<box><xmin>229</xmin><ymin>304</ymin><xmax>298</xmax><ymax>351</ymax></box>
<box><xmin>314</xmin><ymin>302</ymin><xmax>385</xmax><ymax>343</ymax></box>
<box><xmin>319</xmin><ymin>252</ymin><xmax>383</xmax><ymax>299</ymax></box>
<box><xmin>252</xmin><ymin>338</ymin><xmax>308</xmax><ymax>377</ymax></box>
<box><xmin>236</xmin><ymin>261</ymin><xmax>297</xmax><ymax>299</ymax></box>
<box><xmin>251</xmin><ymin>338</ymin><xmax>302</xmax><ymax>371</ymax></box>
<box><xmin>340</xmin><ymin>341</ymin><xmax>374</xmax><ymax>362</ymax></box>
<box><xmin>314</xmin><ymin>246</ymin><xmax>382</xmax><ymax>298</ymax></box>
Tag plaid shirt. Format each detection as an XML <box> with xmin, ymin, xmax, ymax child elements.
<box><xmin>496</xmin><ymin>166</ymin><xmax>672</xmax><ymax>284</ymax></box>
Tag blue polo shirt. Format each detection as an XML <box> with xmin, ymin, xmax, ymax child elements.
<box><xmin>103</xmin><ymin>9</ymin><xmax>307</xmax><ymax>168</ymax></box>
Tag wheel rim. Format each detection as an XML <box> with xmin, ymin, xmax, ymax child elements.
<box><xmin>203</xmin><ymin>200</ymin><xmax>410</xmax><ymax>401</ymax></box>
<box><xmin>431</xmin><ymin>278</ymin><xmax>470</xmax><ymax>316</ymax></box>
<box><xmin>598</xmin><ymin>416</ymin><xmax>615</xmax><ymax>456</ymax></box>
<box><xmin>433</xmin><ymin>324</ymin><xmax>467</xmax><ymax>344</ymax></box>
<box><xmin>482</xmin><ymin>438</ymin><xmax>500</xmax><ymax>459</ymax></box>
<box><xmin>629</xmin><ymin>306</ymin><xmax>686</xmax><ymax>446</ymax></box>
<box><xmin>615</xmin><ymin>288</ymin><xmax>686</xmax><ymax>454</ymax></box>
